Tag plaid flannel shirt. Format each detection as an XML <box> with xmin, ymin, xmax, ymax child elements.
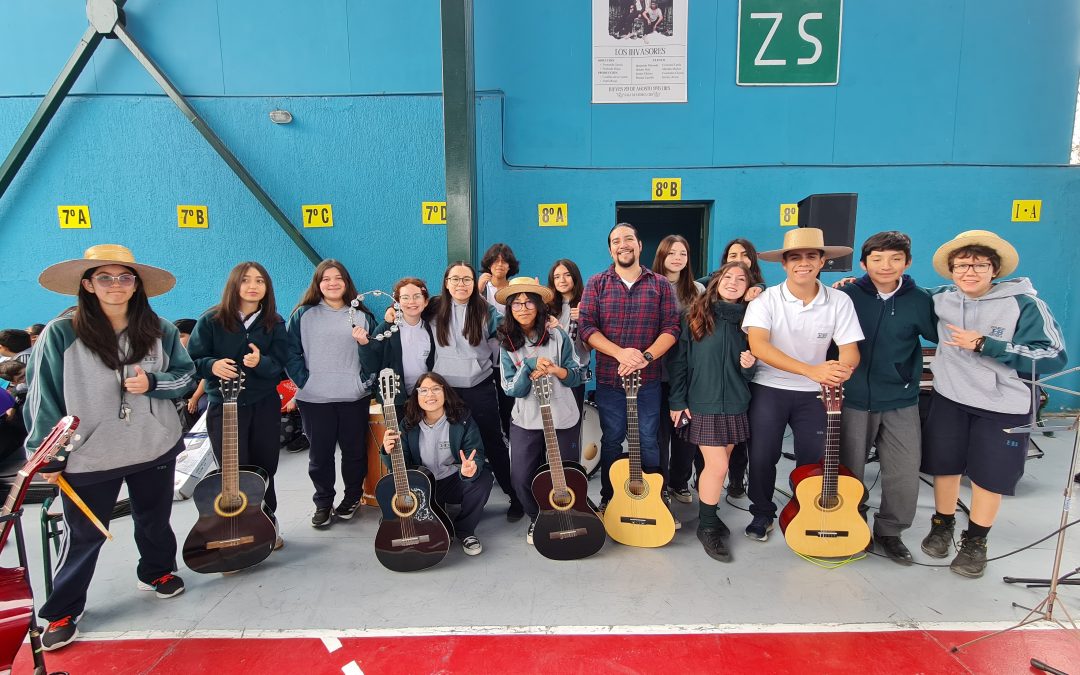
<box><xmin>578</xmin><ymin>265</ymin><xmax>680</xmax><ymax>387</ymax></box>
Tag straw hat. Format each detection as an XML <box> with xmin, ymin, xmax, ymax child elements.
<box><xmin>494</xmin><ymin>277</ymin><xmax>554</xmax><ymax>305</ymax></box>
<box><xmin>932</xmin><ymin>230</ymin><xmax>1018</xmax><ymax>279</ymax></box>
<box><xmin>758</xmin><ymin>227</ymin><xmax>853</xmax><ymax>263</ymax></box>
<box><xmin>39</xmin><ymin>244</ymin><xmax>176</xmax><ymax>297</ymax></box>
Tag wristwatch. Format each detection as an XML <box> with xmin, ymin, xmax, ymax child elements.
<box><xmin>643</xmin><ymin>351</ymin><xmax>654</xmax><ymax>363</ymax></box>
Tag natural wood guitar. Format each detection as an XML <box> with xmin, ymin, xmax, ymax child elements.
<box><xmin>780</xmin><ymin>385</ymin><xmax>871</xmax><ymax>557</ymax></box>
<box><xmin>602</xmin><ymin>371</ymin><xmax>675</xmax><ymax>548</ymax></box>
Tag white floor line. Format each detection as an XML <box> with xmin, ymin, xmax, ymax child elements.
<box><xmin>73</xmin><ymin>620</ymin><xmax>1071</xmax><ymax>642</ymax></box>
<box><xmin>341</xmin><ymin>662</ymin><xmax>364</xmax><ymax>675</ymax></box>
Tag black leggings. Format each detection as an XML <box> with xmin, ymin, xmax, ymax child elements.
<box><xmin>455</xmin><ymin>375</ymin><xmax>514</xmax><ymax>503</ymax></box>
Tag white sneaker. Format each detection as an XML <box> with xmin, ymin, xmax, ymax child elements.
<box><xmin>461</xmin><ymin>535</ymin><xmax>483</xmax><ymax>556</ymax></box>
<box><xmin>527</xmin><ymin>520</ymin><xmax>536</xmax><ymax>545</ymax></box>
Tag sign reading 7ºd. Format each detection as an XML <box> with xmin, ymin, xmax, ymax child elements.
<box><xmin>737</xmin><ymin>0</ymin><xmax>843</xmax><ymax>86</ymax></box>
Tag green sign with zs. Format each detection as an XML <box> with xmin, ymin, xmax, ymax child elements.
<box><xmin>737</xmin><ymin>0</ymin><xmax>843</xmax><ymax>86</ymax></box>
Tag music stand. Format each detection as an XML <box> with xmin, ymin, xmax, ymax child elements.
<box><xmin>951</xmin><ymin>364</ymin><xmax>1080</xmax><ymax>657</ymax></box>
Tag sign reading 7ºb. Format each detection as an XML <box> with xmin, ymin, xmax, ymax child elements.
<box><xmin>737</xmin><ymin>0</ymin><xmax>843</xmax><ymax>86</ymax></box>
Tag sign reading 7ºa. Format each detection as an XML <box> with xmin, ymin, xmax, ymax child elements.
<box><xmin>737</xmin><ymin>0</ymin><xmax>843</xmax><ymax>86</ymax></box>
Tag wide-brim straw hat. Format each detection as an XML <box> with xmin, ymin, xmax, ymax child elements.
<box><xmin>39</xmin><ymin>244</ymin><xmax>176</xmax><ymax>297</ymax></box>
<box><xmin>758</xmin><ymin>227</ymin><xmax>853</xmax><ymax>262</ymax></box>
<box><xmin>932</xmin><ymin>230</ymin><xmax>1019</xmax><ymax>279</ymax></box>
<box><xmin>494</xmin><ymin>276</ymin><xmax>554</xmax><ymax>305</ymax></box>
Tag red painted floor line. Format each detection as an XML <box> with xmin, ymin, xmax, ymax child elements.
<box><xmin>14</xmin><ymin>629</ymin><xmax>1080</xmax><ymax>674</ymax></box>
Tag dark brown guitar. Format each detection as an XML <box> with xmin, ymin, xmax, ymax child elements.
<box><xmin>183</xmin><ymin>374</ymin><xmax>277</xmax><ymax>574</ymax></box>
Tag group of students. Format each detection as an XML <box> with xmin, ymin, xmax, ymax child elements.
<box><xmin>17</xmin><ymin>222</ymin><xmax>1068</xmax><ymax>651</ymax></box>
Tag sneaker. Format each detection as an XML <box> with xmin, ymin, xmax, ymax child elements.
<box><xmin>527</xmin><ymin>520</ymin><xmax>536</xmax><ymax>545</ymax></box>
<box><xmin>744</xmin><ymin>515</ymin><xmax>774</xmax><ymax>542</ymax></box>
<box><xmin>950</xmin><ymin>531</ymin><xmax>988</xmax><ymax>578</ymax></box>
<box><xmin>506</xmin><ymin>502</ymin><xmax>525</xmax><ymax>523</ymax></box>
<box><xmin>137</xmin><ymin>573</ymin><xmax>185</xmax><ymax>599</ymax></box>
<box><xmin>41</xmin><ymin>614</ymin><xmax>80</xmax><ymax>651</ymax></box>
<box><xmin>726</xmin><ymin>483</ymin><xmax>746</xmax><ymax>499</ymax></box>
<box><xmin>274</xmin><ymin>534</ymin><xmax>285</xmax><ymax>550</ymax></box>
<box><xmin>920</xmin><ymin>515</ymin><xmax>955</xmax><ymax>558</ymax></box>
<box><xmin>334</xmin><ymin>498</ymin><xmax>362</xmax><ymax>520</ymax></box>
<box><xmin>672</xmin><ymin>487</ymin><xmax>693</xmax><ymax>504</ymax></box>
<box><xmin>672</xmin><ymin>512</ymin><xmax>682</xmax><ymax>531</ymax></box>
<box><xmin>697</xmin><ymin>527</ymin><xmax>732</xmax><ymax>562</ymax></box>
<box><xmin>461</xmin><ymin>535</ymin><xmax>483</xmax><ymax>556</ymax></box>
<box><xmin>714</xmin><ymin>518</ymin><xmax>731</xmax><ymax>538</ymax></box>
<box><xmin>311</xmin><ymin>506</ymin><xmax>333</xmax><ymax>528</ymax></box>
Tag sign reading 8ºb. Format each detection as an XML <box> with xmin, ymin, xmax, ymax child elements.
<box><xmin>736</xmin><ymin>0</ymin><xmax>843</xmax><ymax>86</ymax></box>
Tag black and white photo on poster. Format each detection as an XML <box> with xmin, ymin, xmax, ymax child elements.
<box><xmin>593</xmin><ymin>0</ymin><xmax>688</xmax><ymax>103</ymax></box>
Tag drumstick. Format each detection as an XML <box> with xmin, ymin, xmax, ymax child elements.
<box><xmin>55</xmin><ymin>475</ymin><xmax>114</xmax><ymax>540</ymax></box>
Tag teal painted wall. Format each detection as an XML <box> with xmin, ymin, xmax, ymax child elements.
<box><xmin>1</xmin><ymin>0</ymin><xmax>1078</xmax><ymax>404</ymax></box>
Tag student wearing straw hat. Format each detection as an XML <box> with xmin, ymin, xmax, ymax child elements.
<box><xmin>26</xmin><ymin>244</ymin><xmax>196</xmax><ymax>651</ymax></box>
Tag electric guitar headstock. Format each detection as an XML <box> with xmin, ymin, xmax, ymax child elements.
<box><xmin>621</xmin><ymin>370</ymin><xmax>641</xmax><ymax>398</ymax></box>
<box><xmin>533</xmin><ymin>374</ymin><xmax>553</xmax><ymax>406</ymax></box>
<box><xmin>378</xmin><ymin>367</ymin><xmax>401</xmax><ymax>404</ymax></box>
<box><xmin>220</xmin><ymin>372</ymin><xmax>246</xmax><ymax>403</ymax></box>
<box><xmin>820</xmin><ymin>384</ymin><xmax>844</xmax><ymax>413</ymax></box>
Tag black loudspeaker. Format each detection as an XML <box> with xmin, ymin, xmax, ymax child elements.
<box><xmin>797</xmin><ymin>193</ymin><xmax>858</xmax><ymax>272</ymax></box>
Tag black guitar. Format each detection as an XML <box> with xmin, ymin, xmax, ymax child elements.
<box><xmin>373</xmin><ymin>368</ymin><xmax>453</xmax><ymax>572</ymax></box>
<box><xmin>183</xmin><ymin>374</ymin><xmax>277</xmax><ymax>574</ymax></box>
<box><xmin>530</xmin><ymin>375</ymin><xmax>606</xmax><ymax>560</ymax></box>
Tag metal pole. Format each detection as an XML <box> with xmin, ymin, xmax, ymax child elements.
<box><xmin>440</xmin><ymin>0</ymin><xmax>478</xmax><ymax>265</ymax></box>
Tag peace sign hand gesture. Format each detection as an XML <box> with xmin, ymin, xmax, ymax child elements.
<box><xmin>459</xmin><ymin>449</ymin><xmax>478</xmax><ymax>478</ymax></box>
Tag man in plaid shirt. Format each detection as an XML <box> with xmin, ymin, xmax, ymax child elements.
<box><xmin>579</xmin><ymin>223</ymin><xmax>681</xmax><ymax>508</ymax></box>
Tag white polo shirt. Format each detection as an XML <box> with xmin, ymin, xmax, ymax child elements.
<box><xmin>742</xmin><ymin>281</ymin><xmax>864</xmax><ymax>392</ymax></box>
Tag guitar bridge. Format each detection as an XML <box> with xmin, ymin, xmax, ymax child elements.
<box><xmin>205</xmin><ymin>535</ymin><xmax>255</xmax><ymax>549</ymax></box>
<box><xmin>620</xmin><ymin>517</ymin><xmax>657</xmax><ymax>526</ymax></box>
<box><xmin>392</xmin><ymin>534</ymin><xmax>430</xmax><ymax>547</ymax></box>
<box><xmin>804</xmin><ymin>530</ymin><xmax>849</xmax><ymax>538</ymax></box>
<box><xmin>549</xmin><ymin>527</ymin><xmax>588</xmax><ymax>540</ymax></box>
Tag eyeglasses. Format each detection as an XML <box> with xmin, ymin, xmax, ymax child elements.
<box><xmin>92</xmin><ymin>274</ymin><xmax>137</xmax><ymax>287</ymax></box>
<box><xmin>510</xmin><ymin>300</ymin><xmax>537</xmax><ymax>311</ymax></box>
<box><xmin>397</xmin><ymin>293</ymin><xmax>426</xmax><ymax>302</ymax></box>
<box><xmin>417</xmin><ymin>386</ymin><xmax>444</xmax><ymax>396</ymax></box>
<box><xmin>951</xmin><ymin>263</ymin><xmax>993</xmax><ymax>274</ymax></box>
<box><xmin>447</xmin><ymin>276</ymin><xmax>474</xmax><ymax>285</ymax></box>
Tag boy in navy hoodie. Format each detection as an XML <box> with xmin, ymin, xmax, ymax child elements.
<box><xmin>836</xmin><ymin>232</ymin><xmax>937</xmax><ymax>564</ymax></box>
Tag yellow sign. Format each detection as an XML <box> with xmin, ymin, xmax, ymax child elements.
<box><xmin>177</xmin><ymin>205</ymin><xmax>208</xmax><ymax>228</ymax></box>
<box><xmin>422</xmin><ymin>201</ymin><xmax>447</xmax><ymax>225</ymax></box>
<box><xmin>1011</xmin><ymin>199</ymin><xmax>1041</xmax><ymax>222</ymax></box>
<box><xmin>57</xmin><ymin>205</ymin><xmax>91</xmax><ymax>229</ymax></box>
<box><xmin>538</xmin><ymin>203</ymin><xmax>568</xmax><ymax>227</ymax></box>
<box><xmin>780</xmin><ymin>203</ymin><xmax>799</xmax><ymax>227</ymax></box>
<box><xmin>651</xmin><ymin>177</ymin><xmax>682</xmax><ymax>201</ymax></box>
<box><xmin>302</xmin><ymin>204</ymin><xmax>334</xmax><ymax>228</ymax></box>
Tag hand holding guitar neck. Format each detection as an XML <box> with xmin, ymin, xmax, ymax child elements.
<box><xmin>211</xmin><ymin>358</ymin><xmax>239</xmax><ymax>379</ymax></box>
<box><xmin>382</xmin><ymin>428</ymin><xmax>399</xmax><ymax>453</ymax></box>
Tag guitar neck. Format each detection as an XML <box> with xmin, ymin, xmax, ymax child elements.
<box><xmin>626</xmin><ymin>394</ymin><xmax>641</xmax><ymax>481</ymax></box>
<box><xmin>382</xmin><ymin>401</ymin><xmax>411</xmax><ymax>497</ymax></box>
<box><xmin>539</xmin><ymin>403</ymin><xmax>568</xmax><ymax>494</ymax></box>
<box><xmin>222</xmin><ymin>402</ymin><xmax>240</xmax><ymax>502</ymax></box>
<box><xmin>822</xmin><ymin>405</ymin><xmax>842</xmax><ymax>500</ymax></box>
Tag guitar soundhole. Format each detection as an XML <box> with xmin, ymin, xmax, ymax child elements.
<box><xmin>816</xmin><ymin>494</ymin><xmax>842</xmax><ymax>511</ymax></box>
<box><xmin>392</xmin><ymin>492</ymin><xmax>418</xmax><ymax>518</ymax></box>
<box><xmin>627</xmin><ymin>479</ymin><xmax>647</xmax><ymax>498</ymax></box>
<box><xmin>213</xmin><ymin>492</ymin><xmax>248</xmax><ymax>518</ymax></box>
<box><xmin>549</xmin><ymin>487</ymin><xmax>575</xmax><ymax>511</ymax></box>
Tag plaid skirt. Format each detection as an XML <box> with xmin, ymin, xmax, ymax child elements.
<box><xmin>677</xmin><ymin>411</ymin><xmax>750</xmax><ymax>446</ymax></box>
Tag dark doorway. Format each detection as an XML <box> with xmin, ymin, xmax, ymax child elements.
<box><xmin>615</xmin><ymin>202</ymin><xmax>712</xmax><ymax>278</ymax></box>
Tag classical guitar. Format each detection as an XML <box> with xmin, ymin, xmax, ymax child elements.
<box><xmin>602</xmin><ymin>371</ymin><xmax>676</xmax><ymax>548</ymax></box>
<box><xmin>0</xmin><ymin>415</ymin><xmax>79</xmax><ymax>673</ymax></box>
<box><xmin>530</xmin><ymin>376</ymin><xmax>605</xmax><ymax>561</ymax></box>
<box><xmin>183</xmin><ymin>374</ymin><xmax>277</xmax><ymax>574</ymax></box>
<box><xmin>780</xmin><ymin>385</ymin><xmax>871</xmax><ymax>557</ymax></box>
<box><xmin>373</xmin><ymin>368</ymin><xmax>453</xmax><ymax>572</ymax></box>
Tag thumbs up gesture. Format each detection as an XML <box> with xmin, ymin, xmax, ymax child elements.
<box><xmin>124</xmin><ymin>365</ymin><xmax>150</xmax><ymax>394</ymax></box>
<box><xmin>243</xmin><ymin>342</ymin><xmax>261</xmax><ymax>368</ymax></box>
<box><xmin>459</xmin><ymin>449</ymin><xmax>478</xmax><ymax>478</ymax></box>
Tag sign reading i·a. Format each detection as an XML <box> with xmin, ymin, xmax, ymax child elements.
<box><xmin>737</xmin><ymin>0</ymin><xmax>843</xmax><ymax>86</ymax></box>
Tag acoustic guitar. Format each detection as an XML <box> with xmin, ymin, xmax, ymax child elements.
<box><xmin>183</xmin><ymin>374</ymin><xmax>277</xmax><ymax>574</ymax></box>
<box><xmin>780</xmin><ymin>385</ymin><xmax>871</xmax><ymax>557</ymax></box>
<box><xmin>0</xmin><ymin>415</ymin><xmax>79</xmax><ymax>673</ymax></box>
<box><xmin>373</xmin><ymin>368</ymin><xmax>453</xmax><ymax>572</ymax></box>
<box><xmin>602</xmin><ymin>371</ymin><xmax>675</xmax><ymax>548</ymax></box>
<box><xmin>530</xmin><ymin>375</ymin><xmax>605</xmax><ymax>561</ymax></box>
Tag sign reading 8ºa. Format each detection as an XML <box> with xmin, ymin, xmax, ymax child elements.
<box><xmin>737</xmin><ymin>0</ymin><xmax>843</xmax><ymax>86</ymax></box>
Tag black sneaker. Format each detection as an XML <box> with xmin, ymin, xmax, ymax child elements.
<box><xmin>334</xmin><ymin>498</ymin><xmax>362</xmax><ymax>520</ymax></box>
<box><xmin>137</xmin><ymin>573</ymin><xmax>185</xmax><ymax>598</ymax></box>
<box><xmin>671</xmin><ymin>487</ymin><xmax>693</xmax><ymax>504</ymax></box>
<box><xmin>920</xmin><ymin>516</ymin><xmax>955</xmax><ymax>558</ymax></box>
<box><xmin>527</xmin><ymin>520</ymin><xmax>536</xmax><ymax>545</ymax></box>
<box><xmin>744</xmin><ymin>515</ymin><xmax>774</xmax><ymax>542</ymax></box>
<box><xmin>697</xmin><ymin>527</ymin><xmax>732</xmax><ymax>562</ymax></box>
<box><xmin>950</xmin><ymin>531</ymin><xmax>988</xmax><ymax>578</ymax></box>
<box><xmin>727</xmin><ymin>483</ymin><xmax>746</xmax><ymax>499</ymax></box>
<box><xmin>41</xmin><ymin>614</ymin><xmax>80</xmax><ymax>651</ymax></box>
<box><xmin>311</xmin><ymin>506</ymin><xmax>333</xmax><ymax>528</ymax></box>
<box><xmin>506</xmin><ymin>502</ymin><xmax>525</xmax><ymax>523</ymax></box>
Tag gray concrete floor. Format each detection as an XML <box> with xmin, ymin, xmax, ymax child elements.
<box><xmin>4</xmin><ymin>428</ymin><xmax>1078</xmax><ymax>635</ymax></box>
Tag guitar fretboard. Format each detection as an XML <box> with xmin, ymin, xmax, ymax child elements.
<box><xmin>626</xmin><ymin>394</ymin><xmax>641</xmax><ymax>483</ymax></box>
<box><xmin>222</xmin><ymin>402</ymin><xmax>240</xmax><ymax>509</ymax></box>
<box><xmin>382</xmin><ymin>401</ymin><xmax>410</xmax><ymax>499</ymax></box>
<box><xmin>539</xmin><ymin>400</ymin><xmax>569</xmax><ymax>500</ymax></box>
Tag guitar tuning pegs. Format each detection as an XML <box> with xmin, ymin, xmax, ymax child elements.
<box><xmin>73</xmin><ymin>434</ymin><xmax>81</xmax><ymax>442</ymax></box>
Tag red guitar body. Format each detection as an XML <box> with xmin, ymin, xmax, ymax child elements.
<box><xmin>0</xmin><ymin>566</ymin><xmax>31</xmax><ymax>672</ymax></box>
<box><xmin>778</xmin><ymin>462</ymin><xmax>860</xmax><ymax>532</ymax></box>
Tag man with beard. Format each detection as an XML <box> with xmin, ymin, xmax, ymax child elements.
<box><xmin>579</xmin><ymin>223</ymin><xmax>680</xmax><ymax>512</ymax></box>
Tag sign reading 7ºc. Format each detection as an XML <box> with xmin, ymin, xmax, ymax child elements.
<box><xmin>737</xmin><ymin>0</ymin><xmax>843</xmax><ymax>86</ymax></box>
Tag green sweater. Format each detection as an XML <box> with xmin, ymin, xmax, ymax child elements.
<box><xmin>382</xmin><ymin>415</ymin><xmax>486</xmax><ymax>483</ymax></box>
<box><xmin>187</xmin><ymin>309</ymin><xmax>288</xmax><ymax>406</ymax></box>
<box><xmin>667</xmin><ymin>302</ymin><xmax>755</xmax><ymax>415</ymax></box>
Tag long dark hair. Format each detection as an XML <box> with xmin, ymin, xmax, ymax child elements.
<box><xmin>498</xmin><ymin>292</ymin><xmax>552</xmax><ymax>352</ymax></box>
<box><xmin>652</xmin><ymin>235</ymin><xmax>699</xmax><ymax>307</ymax></box>
<box><xmin>212</xmin><ymin>261</ymin><xmax>279</xmax><ymax>333</ymax></box>
<box><xmin>72</xmin><ymin>266</ymin><xmax>163</xmax><ymax>370</ymax></box>
<box><xmin>430</xmin><ymin>261</ymin><xmax>488</xmax><ymax>347</ymax></box>
<box><xmin>686</xmin><ymin>262</ymin><xmax>751</xmax><ymax>341</ymax></box>
<box><xmin>294</xmin><ymin>259</ymin><xmax>365</xmax><ymax>313</ymax></box>
<box><xmin>721</xmin><ymin>238</ymin><xmax>764</xmax><ymax>285</ymax></box>
<box><xmin>403</xmin><ymin>372</ymin><xmax>469</xmax><ymax>428</ymax></box>
<box><xmin>547</xmin><ymin>258</ymin><xmax>583</xmax><ymax>316</ymax></box>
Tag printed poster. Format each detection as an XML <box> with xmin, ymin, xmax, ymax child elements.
<box><xmin>592</xmin><ymin>0</ymin><xmax>689</xmax><ymax>103</ymax></box>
